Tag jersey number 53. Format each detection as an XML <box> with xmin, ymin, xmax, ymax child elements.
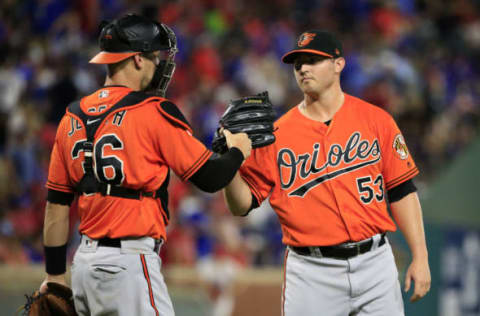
<box><xmin>356</xmin><ymin>174</ymin><xmax>384</xmax><ymax>204</ymax></box>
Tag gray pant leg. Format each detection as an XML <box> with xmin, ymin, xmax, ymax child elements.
<box><xmin>71</xmin><ymin>237</ymin><xmax>174</xmax><ymax>316</ymax></box>
<box><xmin>283</xmin><ymin>249</ymin><xmax>351</xmax><ymax>316</ymax></box>
<box><xmin>350</xmin><ymin>242</ymin><xmax>404</xmax><ymax>316</ymax></box>
<box><xmin>71</xmin><ymin>251</ymin><xmax>89</xmax><ymax>316</ymax></box>
<box><xmin>140</xmin><ymin>253</ymin><xmax>176</xmax><ymax>316</ymax></box>
<box><xmin>283</xmin><ymin>237</ymin><xmax>404</xmax><ymax>316</ymax></box>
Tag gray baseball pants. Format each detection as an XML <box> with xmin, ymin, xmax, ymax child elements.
<box><xmin>71</xmin><ymin>235</ymin><xmax>174</xmax><ymax>316</ymax></box>
<box><xmin>282</xmin><ymin>235</ymin><xmax>404</xmax><ymax>316</ymax></box>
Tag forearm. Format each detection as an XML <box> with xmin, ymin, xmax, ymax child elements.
<box><xmin>43</xmin><ymin>202</ymin><xmax>70</xmax><ymax>246</ymax></box>
<box><xmin>223</xmin><ymin>172</ymin><xmax>253</xmax><ymax>216</ymax></box>
<box><xmin>43</xmin><ymin>202</ymin><xmax>70</xmax><ymax>278</ymax></box>
<box><xmin>390</xmin><ymin>192</ymin><xmax>428</xmax><ymax>259</ymax></box>
<box><xmin>189</xmin><ymin>148</ymin><xmax>244</xmax><ymax>193</ymax></box>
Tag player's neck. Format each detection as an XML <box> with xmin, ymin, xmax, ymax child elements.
<box><xmin>302</xmin><ymin>87</ymin><xmax>344</xmax><ymax>122</ymax></box>
<box><xmin>104</xmin><ymin>70</ymin><xmax>142</xmax><ymax>91</ymax></box>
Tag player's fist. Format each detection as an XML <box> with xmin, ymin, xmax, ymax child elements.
<box><xmin>224</xmin><ymin>129</ymin><xmax>252</xmax><ymax>159</ymax></box>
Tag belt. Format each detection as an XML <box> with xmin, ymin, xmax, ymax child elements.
<box><xmin>97</xmin><ymin>237</ymin><xmax>163</xmax><ymax>253</ymax></box>
<box><xmin>98</xmin><ymin>237</ymin><xmax>121</xmax><ymax>248</ymax></box>
<box><xmin>290</xmin><ymin>233</ymin><xmax>386</xmax><ymax>260</ymax></box>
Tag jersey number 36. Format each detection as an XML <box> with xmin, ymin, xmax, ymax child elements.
<box><xmin>72</xmin><ymin>134</ymin><xmax>125</xmax><ymax>185</ymax></box>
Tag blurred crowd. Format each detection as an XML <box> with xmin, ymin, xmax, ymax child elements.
<box><xmin>0</xmin><ymin>0</ymin><xmax>479</xmax><ymax>271</ymax></box>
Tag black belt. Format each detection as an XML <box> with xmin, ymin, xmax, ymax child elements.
<box><xmin>290</xmin><ymin>234</ymin><xmax>386</xmax><ymax>260</ymax></box>
<box><xmin>98</xmin><ymin>237</ymin><xmax>121</xmax><ymax>248</ymax></box>
<box><xmin>97</xmin><ymin>237</ymin><xmax>162</xmax><ymax>253</ymax></box>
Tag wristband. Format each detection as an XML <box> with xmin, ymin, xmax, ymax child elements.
<box><xmin>44</xmin><ymin>244</ymin><xmax>67</xmax><ymax>275</ymax></box>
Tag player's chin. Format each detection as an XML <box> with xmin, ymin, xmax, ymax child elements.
<box><xmin>300</xmin><ymin>84</ymin><xmax>315</xmax><ymax>94</ymax></box>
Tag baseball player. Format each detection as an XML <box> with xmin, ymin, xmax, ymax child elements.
<box><xmin>39</xmin><ymin>14</ymin><xmax>251</xmax><ymax>316</ymax></box>
<box><xmin>223</xmin><ymin>30</ymin><xmax>431</xmax><ymax>315</ymax></box>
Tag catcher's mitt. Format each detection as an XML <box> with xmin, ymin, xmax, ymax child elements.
<box><xmin>18</xmin><ymin>282</ymin><xmax>77</xmax><ymax>316</ymax></box>
<box><xmin>212</xmin><ymin>91</ymin><xmax>276</xmax><ymax>154</ymax></box>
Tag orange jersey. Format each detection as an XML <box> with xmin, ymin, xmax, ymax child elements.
<box><xmin>240</xmin><ymin>94</ymin><xmax>418</xmax><ymax>246</ymax></box>
<box><xmin>46</xmin><ymin>86</ymin><xmax>212</xmax><ymax>240</ymax></box>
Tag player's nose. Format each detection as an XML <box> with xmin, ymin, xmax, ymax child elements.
<box><xmin>298</xmin><ymin>63</ymin><xmax>313</xmax><ymax>74</ymax></box>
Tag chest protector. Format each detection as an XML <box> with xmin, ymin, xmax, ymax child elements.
<box><xmin>67</xmin><ymin>91</ymin><xmax>170</xmax><ymax>219</ymax></box>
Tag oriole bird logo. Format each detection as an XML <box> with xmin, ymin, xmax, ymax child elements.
<box><xmin>393</xmin><ymin>134</ymin><xmax>409</xmax><ymax>160</ymax></box>
<box><xmin>298</xmin><ymin>33</ymin><xmax>316</xmax><ymax>47</ymax></box>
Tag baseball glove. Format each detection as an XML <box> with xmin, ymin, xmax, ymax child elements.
<box><xmin>212</xmin><ymin>91</ymin><xmax>276</xmax><ymax>154</ymax></box>
<box><xmin>18</xmin><ymin>283</ymin><xmax>77</xmax><ymax>316</ymax></box>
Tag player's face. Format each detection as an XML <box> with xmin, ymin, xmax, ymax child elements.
<box><xmin>293</xmin><ymin>54</ymin><xmax>339</xmax><ymax>94</ymax></box>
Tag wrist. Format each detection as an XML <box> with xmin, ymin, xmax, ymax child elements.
<box><xmin>44</xmin><ymin>244</ymin><xmax>67</xmax><ymax>275</ymax></box>
<box><xmin>46</xmin><ymin>274</ymin><xmax>66</xmax><ymax>282</ymax></box>
<box><xmin>412</xmin><ymin>248</ymin><xmax>428</xmax><ymax>260</ymax></box>
<box><xmin>229</xmin><ymin>147</ymin><xmax>245</xmax><ymax>161</ymax></box>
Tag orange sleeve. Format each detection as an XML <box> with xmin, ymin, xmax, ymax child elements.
<box><xmin>380</xmin><ymin>114</ymin><xmax>419</xmax><ymax>190</ymax></box>
<box><xmin>239</xmin><ymin>146</ymin><xmax>276</xmax><ymax>205</ymax></box>
<box><xmin>45</xmin><ymin>115</ymin><xmax>75</xmax><ymax>193</ymax></box>
<box><xmin>153</xmin><ymin>109</ymin><xmax>212</xmax><ymax>181</ymax></box>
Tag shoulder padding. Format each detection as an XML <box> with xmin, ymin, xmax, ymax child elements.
<box><xmin>157</xmin><ymin>101</ymin><xmax>192</xmax><ymax>132</ymax></box>
<box><xmin>66</xmin><ymin>91</ymin><xmax>163</xmax><ymax>139</ymax></box>
<box><xmin>67</xmin><ymin>91</ymin><xmax>161</xmax><ymax>116</ymax></box>
<box><xmin>67</xmin><ymin>100</ymin><xmax>82</xmax><ymax>117</ymax></box>
<box><xmin>67</xmin><ymin>91</ymin><xmax>162</xmax><ymax>122</ymax></box>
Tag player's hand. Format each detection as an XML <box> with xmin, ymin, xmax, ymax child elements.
<box><xmin>40</xmin><ymin>274</ymin><xmax>68</xmax><ymax>294</ymax></box>
<box><xmin>223</xmin><ymin>129</ymin><xmax>252</xmax><ymax>159</ymax></box>
<box><xmin>404</xmin><ymin>257</ymin><xmax>431</xmax><ymax>302</ymax></box>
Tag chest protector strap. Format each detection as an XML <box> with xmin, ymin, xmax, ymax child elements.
<box><xmin>67</xmin><ymin>91</ymin><xmax>170</xmax><ymax>219</ymax></box>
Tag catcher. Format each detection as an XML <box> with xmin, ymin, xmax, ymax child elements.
<box><xmin>30</xmin><ymin>14</ymin><xmax>253</xmax><ymax>316</ymax></box>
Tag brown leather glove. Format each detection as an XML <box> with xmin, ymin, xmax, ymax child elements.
<box><xmin>19</xmin><ymin>282</ymin><xmax>77</xmax><ymax>316</ymax></box>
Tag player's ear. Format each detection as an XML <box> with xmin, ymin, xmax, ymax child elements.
<box><xmin>132</xmin><ymin>54</ymin><xmax>144</xmax><ymax>70</ymax></box>
<box><xmin>334</xmin><ymin>57</ymin><xmax>345</xmax><ymax>73</ymax></box>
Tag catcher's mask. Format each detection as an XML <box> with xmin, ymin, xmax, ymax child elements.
<box><xmin>90</xmin><ymin>14</ymin><xmax>178</xmax><ymax>97</ymax></box>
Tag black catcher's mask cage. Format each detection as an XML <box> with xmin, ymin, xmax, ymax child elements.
<box><xmin>145</xmin><ymin>24</ymin><xmax>177</xmax><ymax>97</ymax></box>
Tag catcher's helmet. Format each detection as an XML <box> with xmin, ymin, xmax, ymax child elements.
<box><xmin>90</xmin><ymin>14</ymin><xmax>178</xmax><ymax>96</ymax></box>
<box><xmin>90</xmin><ymin>14</ymin><xmax>177</xmax><ymax>64</ymax></box>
